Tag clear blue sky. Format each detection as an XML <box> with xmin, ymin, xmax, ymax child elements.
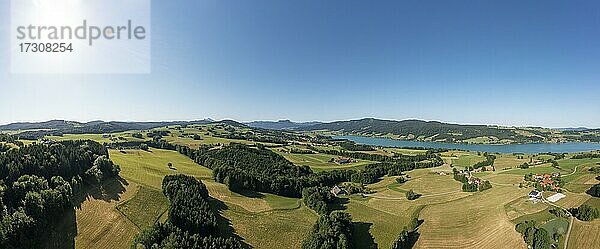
<box><xmin>1</xmin><ymin>0</ymin><xmax>599</xmax><ymax>127</ymax></box>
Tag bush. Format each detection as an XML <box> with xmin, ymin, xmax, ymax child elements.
<box><xmin>395</xmin><ymin>176</ymin><xmax>407</xmax><ymax>184</ymax></box>
<box><xmin>406</xmin><ymin>189</ymin><xmax>420</xmax><ymax>200</ymax></box>
<box><xmin>587</xmin><ymin>184</ymin><xmax>600</xmax><ymax>197</ymax></box>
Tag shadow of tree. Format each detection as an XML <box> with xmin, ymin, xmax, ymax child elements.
<box><xmin>73</xmin><ymin>176</ymin><xmax>129</xmax><ymax>209</ymax></box>
<box><xmin>210</xmin><ymin>198</ymin><xmax>252</xmax><ymax>248</ymax></box>
<box><xmin>41</xmin><ymin>208</ymin><xmax>77</xmax><ymax>249</ymax></box>
<box><xmin>330</xmin><ymin>197</ymin><xmax>349</xmax><ymax>211</ymax></box>
<box><xmin>353</xmin><ymin>222</ymin><xmax>378</xmax><ymax>249</ymax></box>
<box><xmin>42</xmin><ymin>176</ymin><xmax>129</xmax><ymax>249</ymax></box>
<box><xmin>406</xmin><ymin>230</ymin><xmax>420</xmax><ymax>248</ymax></box>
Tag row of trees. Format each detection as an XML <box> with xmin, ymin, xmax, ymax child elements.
<box><xmin>472</xmin><ymin>153</ymin><xmax>496</xmax><ymax>169</ymax></box>
<box><xmin>308</xmin><ymin>146</ymin><xmax>443</xmax><ymax>164</ymax></box>
<box><xmin>351</xmin><ymin>160</ymin><xmax>443</xmax><ymax>185</ymax></box>
<box><xmin>392</xmin><ymin>217</ymin><xmax>421</xmax><ymax>249</ymax></box>
<box><xmin>569</xmin><ymin>204</ymin><xmax>599</xmax><ymax>221</ymax></box>
<box><xmin>0</xmin><ymin>140</ymin><xmax>120</xmax><ymax>248</ymax></box>
<box><xmin>132</xmin><ymin>175</ymin><xmax>242</xmax><ymax>248</ymax></box>
<box><xmin>336</xmin><ymin>141</ymin><xmax>375</xmax><ymax>151</ymax></box>
<box><xmin>571</xmin><ymin>153</ymin><xmax>600</xmax><ymax>159</ymax></box>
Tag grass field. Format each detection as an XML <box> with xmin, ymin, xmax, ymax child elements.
<box><xmin>39</xmin><ymin>130</ymin><xmax>600</xmax><ymax>249</ymax></box>
<box><xmin>279</xmin><ymin>152</ymin><xmax>374</xmax><ymax>171</ymax></box>
<box><xmin>46</xmin><ymin>132</ymin><xmax>146</xmax><ymax>144</ymax></box>
<box><xmin>73</xmin><ymin>179</ymin><xmax>139</xmax><ymax>249</ymax></box>
<box><xmin>116</xmin><ymin>186</ymin><xmax>169</xmax><ymax>229</ymax></box>
<box><xmin>568</xmin><ymin>219</ymin><xmax>600</xmax><ymax>249</ymax></box>
<box><xmin>106</xmin><ymin>147</ymin><xmax>316</xmax><ymax>248</ymax></box>
<box><xmin>447</xmin><ymin>152</ymin><xmax>486</xmax><ymax>168</ymax></box>
<box><xmin>109</xmin><ymin>149</ymin><xmax>213</xmax><ymax>189</ymax></box>
<box><xmin>416</xmin><ymin>186</ymin><xmax>528</xmax><ymax>249</ymax></box>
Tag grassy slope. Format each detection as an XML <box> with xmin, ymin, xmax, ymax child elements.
<box><xmin>109</xmin><ymin>149</ymin><xmax>213</xmax><ymax>189</ymax></box>
<box><xmin>60</xmin><ymin>131</ymin><xmax>600</xmax><ymax>249</ymax></box>
<box><xmin>116</xmin><ymin>186</ymin><xmax>170</xmax><ymax>229</ymax></box>
<box><xmin>278</xmin><ymin>152</ymin><xmax>373</xmax><ymax>172</ymax></box>
<box><xmin>107</xmin><ymin>148</ymin><xmax>313</xmax><ymax>249</ymax></box>
<box><xmin>73</xmin><ymin>180</ymin><xmax>139</xmax><ymax>249</ymax></box>
<box><xmin>416</xmin><ymin>185</ymin><xmax>528</xmax><ymax>249</ymax></box>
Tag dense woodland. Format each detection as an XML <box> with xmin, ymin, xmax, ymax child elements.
<box><xmin>171</xmin><ymin>142</ymin><xmax>443</xmax><ymax>197</ymax></box>
<box><xmin>302</xmin><ymin>186</ymin><xmax>335</xmax><ymax>215</ymax></box>
<box><xmin>336</xmin><ymin>140</ymin><xmax>375</xmax><ymax>151</ymax></box>
<box><xmin>301</xmin><ymin>118</ymin><xmax>545</xmax><ymax>143</ymax></box>
<box><xmin>0</xmin><ymin>140</ymin><xmax>120</xmax><ymax>248</ymax></box>
<box><xmin>132</xmin><ymin>175</ymin><xmax>242</xmax><ymax>249</ymax></box>
<box><xmin>302</xmin><ymin>212</ymin><xmax>354</xmax><ymax>249</ymax></box>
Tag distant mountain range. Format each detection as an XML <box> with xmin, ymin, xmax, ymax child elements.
<box><xmin>556</xmin><ymin>127</ymin><xmax>590</xmax><ymax>132</ymax></box>
<box><xmin>245</xmin><ymin>120</ymin><xmax>322</xmax><ymax>130</ymax></box>
<box><xmin>1</xmin><ymin>118</ymin><xmax>598</xmax><ymax>144</ymax></box>
<box><xmin>0</xmin><ymin>119</ymin><xmax>215</xmax><ymax>139</ymax></box>
<box><xmin>297</xmin><ymin>118</ymin><xmax>600</xmax><ymax>144</ymax></box>
<box><xmin>0</xmin><ymin>119</ymin><xmax>215</xmax><ymax>131</ymax></box>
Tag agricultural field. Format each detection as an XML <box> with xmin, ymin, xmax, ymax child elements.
<box><xmin>46</xmin><ymin>132</ymin><xmax>147</xmax><ymax>144</ymax></box>
<box><xmin>103</xmin><ymin>146</ymin><xmax>316</xmax><ymax>248</ymax></box>
<box><xmin>13</xmin><ymin>126</ymin><xmax>599</xmax><ymax>249</ymax></box>
<box><xmin>109</xmin><ymin>148</ymin><xmax>213</xmax><ymax>189</ymax></box>
<box><xmin>443</xmin><ymin>151</ymin><xmax>486</xmax><ymax>168</ymax></box>
<box><xmin>278</xmin><ymin>151</ymin><xmax>374</xmax><ymax>171</ymax></box>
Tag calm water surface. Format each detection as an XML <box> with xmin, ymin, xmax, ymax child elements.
<box><xmin>334</xmin><ymin>135</ymin><xmax>600</xmax><ymax>153</ymax></box>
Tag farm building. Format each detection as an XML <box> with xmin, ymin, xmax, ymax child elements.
<box><xmin>331</xmin><ymin>185</ymin><xmax>347</xmax><ymax>197</ymax></box>
<box><xmin>336</xmin><ymin>157</ymin><xmax>354</xmax><ymax>164</ymax></box>
<box><xmin>529</xmin><ymin>190</ymin><xmax>542</xmax><ymax>200</ymax></box>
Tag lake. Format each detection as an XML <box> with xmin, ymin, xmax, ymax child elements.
<box><xmin>334</xmin><ymin>135</ymin><xmax>600</xmax><ymax>154</ymax></box>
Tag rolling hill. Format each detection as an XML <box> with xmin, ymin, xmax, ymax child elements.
<box><xmin>298</xmin><ymin>118</ymin><xmax>600</xmax><ymax>144</ymax></box>
<box><xmin>245</xmin><ymin>120</ymin><xmax>322</xmax><ymax>130</ymax></box>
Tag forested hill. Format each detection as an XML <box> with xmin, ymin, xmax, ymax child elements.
<box><xmin>299</xmin><ymin>118</ymin><xmax>600</xmax><ymax>144</ymax></box>
<box><xmin>0</xmin><ymin>119</ymin><xmax>214</xmax><ymax>132</ymax></box>
<box><xmin>245</xmin><ymin>120</ymin><xmax>322</xmax><ymax>130</ymax></box>
<box><xmin>0</xmin><ymin>119</ymin><xmax>215</xmax><ymax>139</ymax></box>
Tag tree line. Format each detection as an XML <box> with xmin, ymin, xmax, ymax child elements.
<box><xmin>336</xmin><ymin>140</ymin><xmax>375</xmax><ymax>151</ymax></box>
<box><xmin>132</xmin><ymin>174</ymin><xmax>242</xmax><ymax>248</ymax></box>
<box><xmin>0</xmin><ymin>140</ymin><xmax>120</xmax><ymax>248</ymax></box>
<box><xmin>308</xmin><ymin>146</ymin><xmax>443</xmax><ymax>164</ymax></box>
<box><xmin>569</xmin><ymin>204</ymin><xmax>599</xmax><ymax>221</ymax></box>
<box><xmin>471</xmin><ymin>153</ymin><xmax>496</xmax><ymax>169</ymax></box>
<box><xmin>571</xmin><ymin>153</ymin><xmax>600</xmax><ymax>159</ymax></box>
